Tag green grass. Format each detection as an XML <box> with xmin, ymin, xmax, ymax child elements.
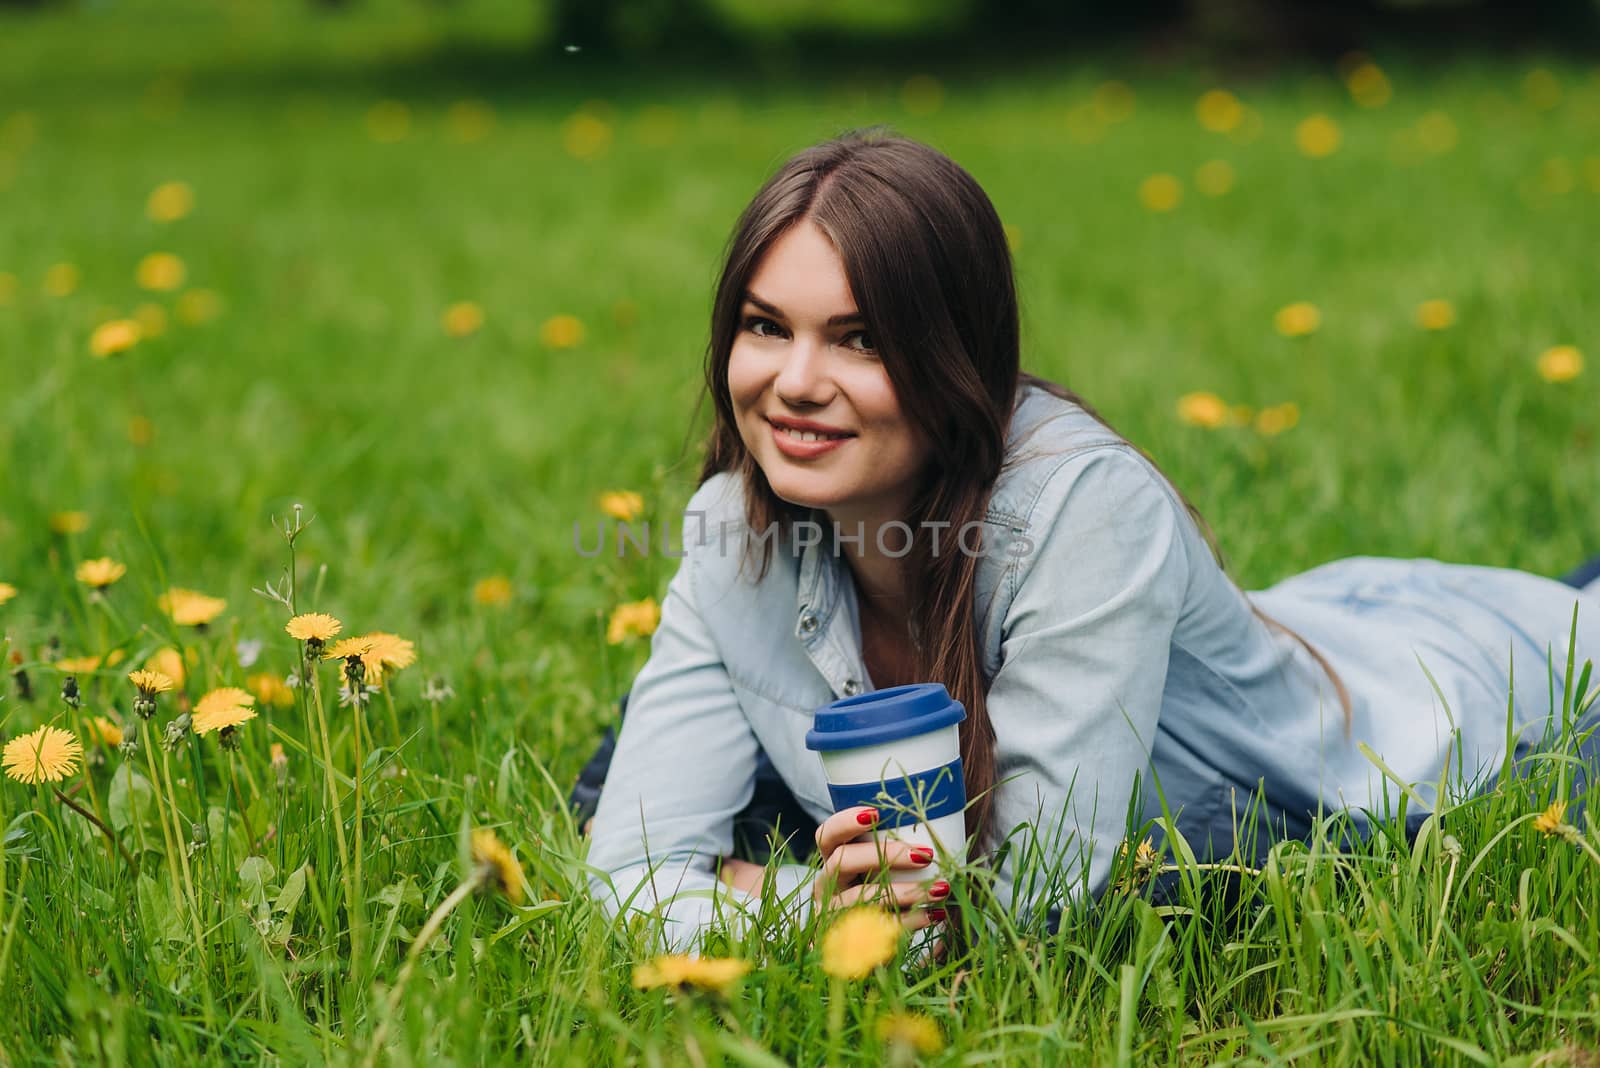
<box><xmin>1</xmin><ymin>0</ymin><xmax>1599</xmax><ymax>1062</ymax></box>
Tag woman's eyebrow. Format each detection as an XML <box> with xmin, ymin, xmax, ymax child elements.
<box><xmin>743</xmin><ymin>289</ymin><xmax>863</xmax><ymax>327</ymax></box>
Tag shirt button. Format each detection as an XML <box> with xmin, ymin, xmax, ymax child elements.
<box><xmin>842</xmin><ymin>678</ymin><xmax>860</xmax><ymax>696</ymax></box>
<box><xmin>799</xmin><ymin>613</ymin><xmax>819</xmax><ymax>634</ymax></box>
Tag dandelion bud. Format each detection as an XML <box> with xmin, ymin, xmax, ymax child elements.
<box><xmin>134</xmin><ymin>692</ymin><xmax>157</xmax><ymax>719</ymax></box>
<box><xmin>119</xmin><ymin>720</ymin><xmax>141</xmax><ymax>757</ymax></box>
<box><xmin>187</xmin><ymin>817</ymin><xmax>209</xmax><ymax>858</ymax></box>
<box><xmin>62</xmin><ymin>675</ymin><xmax>82</xmax><ymax>710</ymax></box>
<box><xmin>13</xmin><ymin>668</ymin><xmax>32</xmax><ymax>702</ymax></box>
<box><xmin>162</xmin><ymin>711</ymin><xmax>192</xmax><ymax>751</ymax></box>
<box><xmin>270</xmin><ymin>742</ymin><xmax>288</xmax><ymax>786</ymax></box>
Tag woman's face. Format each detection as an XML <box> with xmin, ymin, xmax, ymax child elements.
<box><xmin>728</xmin><ymin>219</ymin><xmax>930</xmax><ymax>528</ymax></box>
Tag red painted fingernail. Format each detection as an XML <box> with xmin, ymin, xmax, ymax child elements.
<box><xmin>911</xmin><ymin>848</ymin><xmax>933</xmax><ymax>864</ymax></box>
<box><xmin>930</xmin><ymin>880</ymin><xmax>950</xmax><ymax>898</ymax></box>
<box><xmin>926</xmin><ymin>908</ymin><xmax>947</xmax><ymax>922</ymax></box>
<box><xmin>856</xmin><ymin>809</ymin><xmax>877</xmax><ymax>826</ymax></box>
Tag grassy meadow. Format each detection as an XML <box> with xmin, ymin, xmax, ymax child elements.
<box><xmin>1</xmin><ymin>0</ymin><xmax>1599</xmax><ymax>1062</ymax></box>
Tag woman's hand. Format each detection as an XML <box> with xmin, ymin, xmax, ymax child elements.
<box><xmin>716</xmin><ymin>857</ymin><xmax>767</xmax><ymax>896</ymax></box>
<box><xmin>811</xmin><ymin>806</ymin><xmax>949</xmax><ymax>932</ymax></box>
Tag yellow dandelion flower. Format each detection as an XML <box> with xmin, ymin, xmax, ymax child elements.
<box><xmin>540</xmin><ymin>314</ymin><xmax>585</xmax><ymax>349</ymax></box>
<box><xmin>1416</xmin><ymin>299</ymin><xmax>1456</xmax><ymax>331</ymax></box>
<box><xmin>127</xmin><ymin>415</ymin><xmax>155</xmax><ymax>446</ymax></box>
<box><xmin>447</xmin><ymin>99</ymin><xmax>495</xmax><ymax>143</ymax></box>
<box><xmin>900</xmin><ymin>74</ymin><xmax>944</xmax><ymax>116</ymax></box>
<box><xmin>49</xmin><ymin>511</ymin><xmax>90</xmax><ymax>535</ymax></box>
<box><xmin>1345</xmin><ymin>61</ymin><xmax>1392</xmax><ymax>108</ymax></box>
<box><xmin>0</xmin><ymin>582</ymin><xmax>16</xmax><ymax>606</ymax></box>
<box><xmin>75</xmin><ymin>557</ymin><xmax>127</xmax><ymax>590</ymax></box>
<box><xmin>632</xmin><ymin>104</ymin><xmax>679</xmax><ymax>149</ymax></box>
<box><xmin>1295</xmin><ymin>114</ymin><xmax>1341</xmax><ymax>158</ymax></box>
<box><xmin>286</xmin><ymin>612</ymin><xmax>342</xmax><ymax>642</ymax></box>
<box><xmin>876</xmin><ymin>1012</ymin><xmax>945</xmax><ymax>1055</ymax></box>
<box><xmin>360</xmin><ymin>632</ymin><xmax>416</xmax><ymax>686</ymax></box>
<box><xmin>324</xmin><ymin>632</ymin><xmax>416</xmax><ymax>687</ymax></box>
<box><xmin>89</xmin><ymin>319</ymin><xmax>141</xmax><ymax>359</ymax></box>
<box><xmin>1522</xmin><ymin>68</ymin><xmax>1562</xmax><ymax>111</ymax></box>
<box><xmin>1533</xmin><ymin>798</ymin><xmax>1568</xmax><ymax>836</ymax></box>
<box><xmin>194</xmin><ymin>686</ymin><xmax>255</xmax><ymax>719</ymax></box>
<box><xmin>1138</xmin><ymin>173</ymin><xmax>1182</xmax><ymax>213</ymax></box>
<box><xmin>1195</xmin><ymin>88</ymin><xmax>1242</xmax><ymax>133</ymax></box>
<box><xmin>193</xmin><ymin>703</ymin><xmax>258</xmax><ymax>735</ymax></box>
<box><xmin>1274</xmin><ymin>301</ymin><xmax>1321</xmax><ymax>338</ymax></box>
<box><xmin>135</xmin><ymin>252</ymin><xmax>186</xmax><ymax>292</ymax></box>
<box><xmin>1176</xmin><ymin>391</ymin><xmax>1230</xmax><ymax>429</ymax></box>
<box><xmin>1195</xmin><ymin>159</ymin><xmax>1235</xmax><ymax>197</ymax></box>
<box><xmin>606</xmin><ymin>598</ymin><xmax>661</xmax><ymax>645</ymax></box>
<box><xmin>87</xmin><ymin>716</ymin><xmax>124</xmax><ymax>747</ymax></box>
<box><xmin>159</xmin><ymin>587</ymin><xmax>226</xmax><ymax>627</ymax></box>
<box><xmin>133</xmin><ymin>302</ymin><xmax>168</xmax><ymax>340</ymax></box>
<box><xmin>322</xmin><ymin>635</ymin><xmax>378</xmax><ymax>661</ymax></box>
<box><xmin>598</xmin><ymin>490</ymin><xmax>644</xmax><ymax>523</ymax></box>
<box><xmin>55</xmin><ymin>655</ymin><xmax>103</xmax><ymax>674</ymax></box>
<box><xmin>442</xmin><ymin>301</ymin><xmax>484</xmax><ymax>338</ymax></box>
<box><xmin>474</xmin><ymin>575</ymin><xmax>513</xmax><ymax>607</ymax></box>
<box><xmin>3</xmin><ymin>725</ymin><xmax>84</xmax><ymax>784</ymax></box>
<box><xmin>145</xmin><ymin>648</ymin><xmax>185</xmax><ymax>687</ymax></box>
<box><xmin>1416</xmin><ymin>110</ymin><xmax>1458</xmax><ymax>155</ymax></box>
<box><xmin>146</xmin><ymin>180</ymin><xmax>194</xmax><ymax>222</ymax></box>
<box><xmin>821</xmin><ymin>906</ymin><xmax>902</xmax><ymax>980</ymax></box>
<box><xmin>173</xmin><ymin>288</ymin><xmax>222</xmax><ymax>325</ymax></box>
<box><xmin>561</xmin><ymin>109</ymin><xmax>612</xmax><ymax>159</ymax></box>
<box><xmin>247</xmin><ymin>672</ymin><xmax>295</xmax><ymax>709</ymax></box>
<box><xmin>128</xmin><ymin>669</ymin><xmax>176</xmax><ymax>695</ymax></box>
<box><xmin>365</xmin><ymin>99</ymin><xmax>411</xmax><ymax>142</ymax></box>
<box><xmin>631</xmin><ymin>954</ymin><xmax>751</xmax><ymax>994</ymax></box>
<box><xmin>1537</xmin><ymin>345</ymin><xmax>1583</xmax><ymax>384</ymax></box>
<box><xmin>1254</xmin><ymin>402</ymin><xmax>1301</xmax><ymax>437</ymax></box>
<box><xmin>1091</xmin><ymin>80</ymin><xmax>1136</xmax><ymax>123</ymax></box>
<box><xmin>43</xmin><ymin>262</ymin><xmax>79</xmax><ymax>297</ymax></box>
<box><xmin>470</xmin><ymin>828</ymin><xmax>525</xmax><ymax>904</ymax></box>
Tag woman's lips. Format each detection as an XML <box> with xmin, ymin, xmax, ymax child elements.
<box><xmin>769</xmin><ymin>422</ymin><xmax>854</xmax><ymax>459</ymax></box>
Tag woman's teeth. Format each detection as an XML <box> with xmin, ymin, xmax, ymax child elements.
<box><xmin>779</xmin><ymin>427</ymin><xmax>848</xmax><ymax>442</ymax></box>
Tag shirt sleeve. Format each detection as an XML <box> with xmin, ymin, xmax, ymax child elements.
<box><xmin>583</xmin><ymin>497</ymin><xmax>776</xmax><ymax>954</ymax></box>
<box><xmin>979</xmin><ymin>444</ymin><xmax>1190</xmax><ymax>932</ymax></box>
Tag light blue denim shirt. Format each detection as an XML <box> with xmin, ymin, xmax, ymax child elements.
<box><xmin>585</xmin><ymin>383</ymin><xmax>1600</xmax><ymax>952</ymax></box>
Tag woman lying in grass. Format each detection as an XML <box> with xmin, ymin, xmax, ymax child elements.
<box><xmin>575</xmin><ymin>126</ymin><xmax>1600</xmax><ymax>954</ymax></box>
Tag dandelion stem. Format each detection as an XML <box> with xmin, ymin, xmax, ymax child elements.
<box><xmin>159</xmin><ymin>742</ymin><xmax>208</xmax><ymax>953</ymax></box>
<box><xmin>352</xmin><ymin>686</ymin><xmax>367</xmax><ymax>982</ymax></box>
<box><xmin>309</xmin><ymin>666</ymin><xmax>358</xmax><ymax>963</ymax></box>
<box><xmin>53</xmin><ymin>787</ymin><xmax>135</xmax><ymax>868</ymax></box>
<box><xmin>142</xmin><ymin>734</ymin><xmax>190</xmax><ymax>930</ymax></box>
<box><xmin>360</xmin><ymin>873</ymin><xmax>483</xmax><ymax>1068</ymax></box>
<box><xmin>228</xmin><ymin>754</ymin><xmax>257</xmax><ymax>855</ymax></box>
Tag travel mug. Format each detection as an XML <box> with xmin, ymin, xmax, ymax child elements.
<box><xmin>804</xmin><ymin>682</ymin><xmax>968</xmax><ymax>882</ymax></box>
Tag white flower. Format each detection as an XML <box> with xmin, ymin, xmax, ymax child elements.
<box><xmin>235</xmin><ymin>638</ymin><xmax>263</xmax><ymax>668</ymax></box>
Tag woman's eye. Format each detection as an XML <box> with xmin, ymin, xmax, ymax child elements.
<box><xmin>845</xmin><ymin>330</ymin><xmax>876</xmax><ymax>353</ymax></box>
<box><xmin>743</xmin><ymin>316</ymin><xmax>782</xmax><ymax>338</ymax></box>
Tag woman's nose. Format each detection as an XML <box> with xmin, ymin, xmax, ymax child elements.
<box><xmin>773</xmin><ymin>338</ymin><xmax>835</xmax><ymax>406</ymax></box>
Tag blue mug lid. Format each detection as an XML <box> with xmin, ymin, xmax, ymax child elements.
<box><xmin>804</xmin><ymin>682</ymin><xmax>966</xmax><ymax>752</ymax></box>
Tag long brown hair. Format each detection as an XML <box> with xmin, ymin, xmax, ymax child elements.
<box><xmin>689</xmin><ymin>126</ymin><xmax>1352</xmax><ymax>861</ymax></box>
